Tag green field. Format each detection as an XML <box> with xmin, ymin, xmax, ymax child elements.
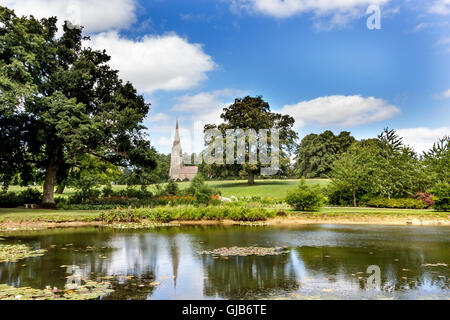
<box><xmin>8</xmin><ymin>179</ymin><xmax>331</xmax><ymax>200</ymax></box>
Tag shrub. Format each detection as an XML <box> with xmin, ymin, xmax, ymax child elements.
<box><xmin>166</xmin><ymin>180</ymin><xmax>179</xmax><ymax>195</ymax></box>
<box><xmin>366</xmin><ymin>197</ymin><xmax>428</xmax><ymax>209</ymax></box>
<box><xmin>285</xmin><ymin>179</ymin><xmax>325</xmax><ymax>211</ymax></box>
<box><xmin>99</xmin><ymin>206</ymin><xmax>276</xmax><ymax>223</ymax></box>
<box><xmin>431</xmin><ymin>182</ymin><xmax>450</xmax><ymax>212</ymax></box>
<box><xmin>185</xmin><ymin>174</ymin><xmax>217</xmax><ymax>205</ymax></box>
<box><xmin>102</xmin><ymin>184</ymin><xmax>115</xmax><ymax>198</ymax></box>
<box><xmin>0</xmin><ymin>189</ymin><xmax>43</xmax><ymax>208</ymax></box>
<box><xmin>415</xmin><ymin>192</ymin><xmax>434</xmax><ymax>207</ymax></box>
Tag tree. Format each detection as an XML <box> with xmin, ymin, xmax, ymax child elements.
<box><xmin>204</xmin><ymin>96</ymin><xmax>298</xmax><ymax>185</ymax></box>
<box><xmin>423</xmin><ymin>136</ymin><xmax>449</xmax><ymax>184</ymax></box>
<box><xmin>331</xmin><ymin>144</ymin><xmax>375</xmax><ymax>207</ymax></box>
<box><xmin>119</xmin><ymin>150</ymin><xmax>169</xmax><ymax>186</ymax></box>
<box><xmin>295</xmin><ymin>130</ymin><xmax>355</xmax><ymax>178</ymax></box>
<box><xmin>66</xmin><ymin>154</ymin><xmax>121</xmax><ymax>195</ymax></box>
<box><xmin>374</xmin><ymin>128</ymin><xmax>424</xmax><ymax>198</ymax></box>
<box><xmin>0</xmin><ymin>7</ymin><xmax>156</xmax><ymax>206</ymax></box>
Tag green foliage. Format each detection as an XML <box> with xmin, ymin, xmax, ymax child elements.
<box><xmin>118</xmin><ymin>151</ymin><xmax>170</xmax><ymax>185</ymax></box>
<box><xmin>295</xmin><ymin>131</ymin><xmax>355</xmax><ymax>178</ymax></box>
<box><xmin>165</xmin><ymin>179</ymin><xmax>179</xmax><ymax>195</ymax></box>
<box><xmin>431</xmin><ymin>182</ymin><xmax>450</xmax><ymax>212</ymax></box>
<box><xmin>285</xmin><ymin>179</ymin><xmax>325</xmax><ymax>211</ymax></box>
<box><xmin>100</xmin><ymin>206</ymin><xmax>277</xmax><ymax>223</ymax></box>
<box><xmin>0</xmin><ymin>7</ymin><xmax>156</xmax><ymax>205</ymax></box>
<box><xmin>203</xmin><ymin>96</ymin><xmax>298</xmax><ymax>184</ymax></box>
<box><xmin>0</xmin><ymin>189</ymin><xmax>42</xmax><ymax>208</ymax></box>
<box><xmin>366</xmin><ymin>197</ymin><xmax>429</xmax><ymax>209</ymax></box>
<box><xmin>330</xmin><ymin>144</ymin><xmax>375</xmax><ymax>207</ymax></box>
<box><xmin>423</xmin><ymin>136</ymin><xmax>449</xmax><ymax>184</ymax></box>
<box><xmin>67</xmin><ymin>155</ymin><xmax>121</xmax><ymax>196</ymax></box>
<box><xmin>186</xmin><ymin>174</ymin><xmax>216</xmax><ymax>204</ymax></box>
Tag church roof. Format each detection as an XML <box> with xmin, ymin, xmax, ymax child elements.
<box><xmin>180</xmin><ymin>166</ymin><xmax>198</xmax><ymax>174</ymax></box>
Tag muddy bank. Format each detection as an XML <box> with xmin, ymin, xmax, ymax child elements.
<box><xmin>1</xmin><ymin>215</ymin><xmax>449</xmax><ymax>231</ymax></box>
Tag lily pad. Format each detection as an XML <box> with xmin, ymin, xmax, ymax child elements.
<box><xmin>0</xmin><ymin>280</ymin><xmax>114</xmax><ymax>300</ymax></box>
<box><xmin>199</xmin><ymin>246</ymin><xmax>290</xmax><ymax>257</ymax></box>
<box><xmin>0</xmin><ymin>244</ymin><xmax>47</xmax><ymax>263</ymax></box>
<box><xmin>105</xmin><ymin>222</ymin><xmax>179</xmax><ymax>229</ymax></box>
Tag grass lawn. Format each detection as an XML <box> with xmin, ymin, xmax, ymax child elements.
<box><xmin>0</xmin><ymin>208</ymin><xmax>99</xmax><ymax>223</ymax></box>
<box><xmin>0</xmin><ymin>206</ymin><xmax>446</xmax><ymax>224</ymax></box>
<box><xmin>8</xmin><ymin>179</ymin><xmax>331</xmax><ymax>200</ymax></box>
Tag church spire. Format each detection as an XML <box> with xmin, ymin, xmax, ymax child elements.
<box><xmin>173</xmin><ymin>119</ymin><xmax>180</xmax><ymax>146</ymax></box>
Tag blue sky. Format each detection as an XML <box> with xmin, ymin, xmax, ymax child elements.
<box><xmin>5</xmin><ymin>0</ymin><xmax>450</xmax><ymax>154</ymax></box>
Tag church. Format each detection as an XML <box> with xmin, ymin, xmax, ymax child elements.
<box><xmin>169</xmin><ymin>120</ymin><xmax>198</xmax><ymax>181</ymax></box>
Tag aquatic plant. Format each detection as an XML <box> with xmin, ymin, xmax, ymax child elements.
<box><xmin>0</xmin><ymin>280</ymin><xmax>113</xmax><ymax>300</ymax></box>
<box><xmin>0</xmin><ymin>244</ymin><xmax>47</xmax><ymax>263</ymax></box>
<box><xmin>105</xmin><ymin>222</ymin><xmax>179</xmax><ymax>229</ymax></box>
<box><xmin>199</xmin><ymin>246</ymin><xmax>290</xmax><ymax>257</ymax></box>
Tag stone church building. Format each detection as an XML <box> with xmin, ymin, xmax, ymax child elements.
<box><xmin>169</xmin><ymin>121</ymin><xmax>198</xmax><ymax>181</ymax></box>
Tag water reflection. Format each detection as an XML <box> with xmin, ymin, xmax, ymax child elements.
<box><xmin>0</xmin><ymin>225</ymin><xmax>448</xmax><ymax>300</ymax></box>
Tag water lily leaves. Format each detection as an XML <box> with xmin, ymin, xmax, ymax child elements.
<box><xmin>0</xmin><ymin>244</ymin><xmax>47</xmax><ymax>263</ymax></box>
<box><xmin>422</xmin><ymin>263</ymin><xmax>448</xmax><ymax>267</ymax></box>
<box><xmin>0</xmin><ymin>280</ymin><xmax>114</xmax><ymax>300</ymax></box>
<box><xmin>105</xmin><ymin>222</ymin><xmax>178</xmax><ymax>229</ymax></box>
<box><xmin>199</xmin><ymin>246</ymin><xmax>290</xmax><ymax>257</ymax></box>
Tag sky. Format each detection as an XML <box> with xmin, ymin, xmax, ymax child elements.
<box><xmin>4</xmin><ymin>0</ymin><xmax>450</xmax><ymax>154</ymax></box>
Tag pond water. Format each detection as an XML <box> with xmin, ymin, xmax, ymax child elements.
<box><xmin>0</xmin><ymin>224</ymin><xmax>449</xmax><ymax>300</ymax></box>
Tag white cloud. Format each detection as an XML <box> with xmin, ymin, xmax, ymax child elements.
<box><xmin>434</xmin><ymin>88</ymin><xmax>450</xmax><ymax>99</ymax></box>
<box><xmin>397</xmin><ymin>127</ymin><xmax>450</xmax><ymax>153</ymax></box>
<box><xmin>4</xmin><ymin>0</ymin><xmax>137</xmax><ymax>33</ymax></box>
<box><xmin>229</xmin><ymin>0</ymin><xmax>389</xmax><ymax>26</ymax></box>
<box><xmin>171</xmin><ymin>89</ymin><xmax>247</xmax><ymax>124</ymax></box>
<box><xmin>155</xmin><ymin>136</ymin><xmax>173</xmax><ymax>148</ymax></box>
<box><xmin>147</xmin><ymin>113</ymin><xmax>170</xmax><ymax>123</ymax></box>
<box><xmin>429</xmin><ymin>0</ymin><xmax>450</xmax><ymax>15</ymax></box>
<box><xmin>280</xmin><ymin>95</ymin><xmax>401</xmax><ymax>128</ymax></box>
<box><xmin>87</xmin><ymin>31</ymin><xmax>216</xmax><ymax>94</ymax></box>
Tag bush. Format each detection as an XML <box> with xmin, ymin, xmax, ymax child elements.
<box><xmin>102</xmin><ymin>184</ymin><xmax>115</xmax><ymax>198</ymax></box>
<box><xmin>366</xmin><ymin>197</ymin><xmax>428</xmax><ymax>209</ymax></box>
<box><xmin>285</xmin><ymin>179</ymin><xmax>325</xmax><ymax>211</ymax></box>
<box><xmin>185</xmin><ymin>174</ymin><xmax>218</xmax><ymax>205</ymax></box>
<box><xmin>0</xmin><ymin>189</ymin><xmax>42</xmax><ymax>208</ymax></box>
<box><xmin>165</xmin><ymin>179</ymin><xmax>179</xmax><ymax>196</ymax></box>
<box><xmin>431</xmin><ymin>182</ymin><xmax>450</xmax><ymax>212</ymax></box>
<box><xmin>415</xmin><ymin>192</ymin><xmax>434</xmax><ymax>207</ymax></box>
<box><xmin>99</xmin><ymin>206</ymin><xmax>277</xmax><ymax>223</ymax></box>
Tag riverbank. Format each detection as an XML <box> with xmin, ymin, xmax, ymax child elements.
<box><xmin>0</xmin><ymin>207</ymin><xmax>448</xmax><ymax>231</ymax></box>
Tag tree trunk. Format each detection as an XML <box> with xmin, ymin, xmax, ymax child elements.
<box><xmin>352</xmin><ymin>189</ymin><xmax>357</xmax><ymax>207</ymax></box>
<box><xmin>247</xmin><ymin>171</ymin><xmax>255</xmax><ymax>185</ymax></box>
<box><xmin>41</xmin><ymin>158</ymin><xmax>59</xmax><ymax>208</ymax></box>
<box><xmin>387</xmin><ymin>190</ymin><xmax>391</xmax><ymax>200</ymax></box>
<box><xmin>56</xmin><ymin>185</ymin><xmax>65</xmax><ymax>195</ymax></box>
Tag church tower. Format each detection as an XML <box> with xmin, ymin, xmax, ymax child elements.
<box><xmin>169</xmin><ymin>120</ymin><xmax>182</xmax><ymax>179</ymax></box>
<box><xmin>169</xmin><ymin>120</ymin><xmax>198</xmax><ymax>181</ymax></box>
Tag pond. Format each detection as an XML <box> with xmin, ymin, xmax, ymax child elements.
<box><xmin>0</xmin><ymin>224</ymin><xmax>449</xmax><ymax>300</ymax></box>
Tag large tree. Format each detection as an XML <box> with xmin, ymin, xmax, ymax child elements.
<box><xmin>295</xmin><ymin>130</ymin><xmax>355</xmax><ymax>178</ymax></box>
<box><xmin>423</xmin><ymin>136</ymin><xmax>449</xmax><ymax>184</ymax></box>
<box><xmin>331</xmin><ymin>144</ymin><xmax>375</xmax><ymax>207</ymax></box>
<box><xmin>0</xmin><ymin>7</ymin><xmax>156</xmax><ymax>206</ymax></box>
<box><xmin>204</xmin><ymin>96</ymin><xmax>297</xmax><ymax>185</ymax></box>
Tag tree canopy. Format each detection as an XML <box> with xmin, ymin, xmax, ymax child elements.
<box><xmin>204</xmin><ymin>96</ymin><xmax>298</xmax><ymax>185</ymax></box>
<box><xmin>295</xmin><ymin>130</ymin><xmax>355</xmax><ymax>178</ymax></box>
<box><xmin>0</xmin><ymin>7</ymin><xmax>156</xmax><ymax>206</ymax></box>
